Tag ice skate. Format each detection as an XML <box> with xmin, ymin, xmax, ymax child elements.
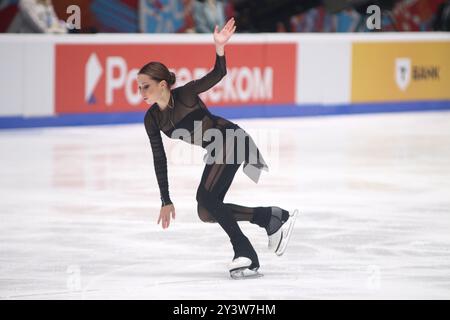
<box><xmin>229</xmin><ymin>257</ymin><xmax>263</xmax><ymax>280</ymax></box>
<box><xmin>268</xmin><ymin>209</ymin><xmax>299</xmax><ymax>256</ymax></box>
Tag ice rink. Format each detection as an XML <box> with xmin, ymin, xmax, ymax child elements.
<box><xmin>1</xmin><ymin>111</ymin><xmax>450</xmax><ymax>299</ymax></box>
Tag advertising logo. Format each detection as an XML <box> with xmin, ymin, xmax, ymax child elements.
<box><xmin>395</xmin><ymin>57</ymin><xmax>441</xmax><ymax>92</ymax></box>
<box><xmin>85</xmin><ymin>53</ymin><xmax>103</xmax><ymax>104</ymax></box>
<box><xmin>395</xmin><ymin>57</ymin><xmax>411</xmax><ymax>91</ymax></box>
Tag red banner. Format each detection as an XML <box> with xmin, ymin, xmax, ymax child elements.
<box><xmin>55</xmin><ymin>43</ymin><xmax>296</xmax><ymax>114</ymax></box>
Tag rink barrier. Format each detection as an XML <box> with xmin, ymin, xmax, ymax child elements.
<box><xmin>0</xmin><ymin>33</ymin><xmax>449</xmax><ymax>129</ymax></box>
<box><xmin>1</xmin><ymin>100</ymin><xmax>449</xmax><ymax>129</ymax></box>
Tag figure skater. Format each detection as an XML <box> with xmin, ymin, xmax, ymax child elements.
<box><xmin>138</xmin><ymin>17</ymin><xmax>298</xmax><ymax>279</ymax></box>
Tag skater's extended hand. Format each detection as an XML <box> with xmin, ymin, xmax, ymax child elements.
<box><xmin>158</xmin><ymin>204</ymin><xmax>176</xmax><ymax>229</ymax></box>
<box><xmin>213</xmin><ymin>17</ymin><xmax>236</xmax><ymax>48</ymax></box>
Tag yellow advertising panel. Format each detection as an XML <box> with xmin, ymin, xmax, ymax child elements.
<box><xmin>352</xmin><ymin>42</ymin><xmax>450</xmax><ymax>103</ymax></box>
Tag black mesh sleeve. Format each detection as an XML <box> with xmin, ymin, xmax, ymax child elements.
<box><xmin>144</xmin><ymin>110</ymin><xmax>172</xmax><ymax>207</ymax></box>
<box><xmin>177</xmin><ymin>53</ymin><xmax>227</xmax><ymax>106</ymax></box>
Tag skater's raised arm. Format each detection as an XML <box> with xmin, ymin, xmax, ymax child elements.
<box><xmin>187</xmin><ymin>53</ymin><xmax>227</xmax><ymax>95</ymax></box>
<box><xmin>180</xmin><ymin>18</ymin><xmax>236</xmax><ymax>102</ymax></box>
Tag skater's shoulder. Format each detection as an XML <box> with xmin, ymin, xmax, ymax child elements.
<box><xmin>173</xmin><ymin>80</ymin><xmax>204</xmax><ymax>95</ymax></box>
<box><xmin>171</xmin><ymin>83</ymin><xmax>198</xmax><ymax>106</ymax></box>
<box><xmin>145</xmin><ymin>103</ymin><xmax>158</xmax><ymax>116</ymax></box>
<box><xmin>144</xmin><ymin>104</ymin><xmax>159</xmax><ymax>125</ymax></box>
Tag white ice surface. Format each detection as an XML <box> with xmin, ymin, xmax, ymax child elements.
<box><xmin>0</xmin><ymin>111</ymin><xmax>450</xmax><ymax>299</ymax></box>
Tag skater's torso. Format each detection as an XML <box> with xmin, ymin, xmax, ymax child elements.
<box><xmin>144</xmin><ymin>53</ymin><xmax>237</xmax><ymax>149</ymax></box>
<box><xmin>146</xmin><ymin>86</ymin><xmax>237</xmax><ymax>148</ymax></box>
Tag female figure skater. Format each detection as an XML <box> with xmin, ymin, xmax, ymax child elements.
<box><xmin>138</xmin><ymin>17</ymin><xmax>298</xmax><ymax>279</ymax></box>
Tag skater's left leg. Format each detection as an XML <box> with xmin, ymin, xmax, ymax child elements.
<box><xmin>199</xmin><ymin>195</ymin><xmax>290</xmax><ymax>236</ymax></box>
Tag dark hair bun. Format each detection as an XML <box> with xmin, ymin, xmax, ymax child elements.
<box><xmin>169</xmin><ymin>72</ymin><xmax>176</xmax><ymax>86</ymax></box>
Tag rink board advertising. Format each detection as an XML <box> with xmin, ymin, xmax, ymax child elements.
<box><xmin>55</xmin><ymin>43</ymin><xmax>296</xmax><ymax>114</ymax></box>
<box><xmin>1</xmin><ymin>34</ymin><xmax>450</xmax><ymax>129</ymax></box>
<box><xmin>351</xmin><ymin>41</ymin><xmax>450</xmax><ymax>103</ymax></box>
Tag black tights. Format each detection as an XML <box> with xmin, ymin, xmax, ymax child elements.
<box><xmin>196</xmin><ymin>162</ymin><xmax>271</xmax><ymax>224</ymax></box>
<box><xmin>196</xmin><ymin>161</ymin><xmax>273</xmax><ymax>268</ymax></box>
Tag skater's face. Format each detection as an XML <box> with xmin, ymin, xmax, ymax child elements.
<box><xmin>137</xmin><ymin>74</ymin><xmax>167</xmax><ymax>105</ymax></box>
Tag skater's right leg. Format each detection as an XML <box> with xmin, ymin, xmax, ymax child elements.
<box><xmin>196</xmin><ymin>162</ymin><xmax>260</xmax><ymax>269</ymax></box>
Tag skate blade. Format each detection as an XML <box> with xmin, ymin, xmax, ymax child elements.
<box><xmin>275</xmin><ymin>209</ymin><xmax>299</xmax><ymax>256</ymax></box>
<box><xmin>230</xmin><ymin>267</ymin><xmax>263</xmax><ymax>280</ymax></box>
